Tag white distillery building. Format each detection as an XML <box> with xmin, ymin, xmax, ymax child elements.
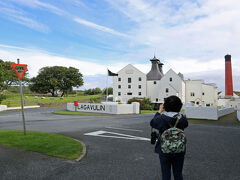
<box><xmin>113</xmin><ymin>56</ymin><xmax>218</xmax><ymax>106</ymax></box>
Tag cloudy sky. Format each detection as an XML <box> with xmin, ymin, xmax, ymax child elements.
<box><xmin>0</xmin><ymin>0</ymin><xmax>239</xmax><ymax>91</ymax></box>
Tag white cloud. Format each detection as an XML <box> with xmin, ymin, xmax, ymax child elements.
<box><xmin>74</xmin><ymin>18</ymin><xmax>129</xmax><ymax>38</ymax></box>
<box><xmin>10</xmin><ymin>0</ymin><xmax>66</xmax><ymax>15</ymax></box>
<box><xmin>107</xmin><ymin>0</ymin><xmax>240</xmax><ymax>58</ymax></box>
<box><xmin>164</xmin><ymin>58</ymin><xmax>224</xmax><ymax>74</ymax></box>
<box><xmin>0</xmin><ymin>48</ymin><xmax>105</xmax><ymax>77</ymax></box>
<box><xmin>0</xmin><ymin>5</ymin><xmax>49</xmax><ymax>33</ymax></box>
<box><xmin>5</xmin><ymin>0</ymin><xmax>129</xmax><ymax>37</ymax></box>
<box><xmin>1</xmin><ymin>44</ymin><xmax>239</xmax><ymax>91</ymax></box>
<box><xmin>0</xmin><ymin>44</ymin><xmax>28</xmax><ymax>51</ymax></box>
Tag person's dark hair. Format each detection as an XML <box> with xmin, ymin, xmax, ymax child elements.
<box><xmin>164</xmin><ymin>95</ymin><xmax>183</xmax><ymax>112</ymax></box>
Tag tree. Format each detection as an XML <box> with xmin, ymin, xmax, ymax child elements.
<box><xmin>103</xmin><ymin>87</ymin><xmax>113</xmax><ymax>95</ymax></box>
<box><xmin>0</xmin><ymin>59</ymin><xmax>29</xmax><ymax>103</ymax></box>
<box><xmin>93</xmin><ymin>87</ymin><xmax>102</xmax><ymax>94</ymax></box>
<box><xmin>0</xmin><ymin>61</ymin><xmax>4</xmax><ymax>91</ymax></box>
<box><xmin>0</xmin><ymin>94</ymin><xmax>6</xmax><ymax>103</ymax></box>
<box><xmin>0</xmin><ymin>59</ymin><xmax>29</xmax><ymax>91</ymax></box>
<box><xmin>84</xmin><ymin>87</ymin><xmax>102</xmax><ymax>95</ymax></box>
<box><xmin>29</xmin><ymin>66</ymin><xmax>83</xmax><ymax>97</ymax></box>
<box><xmin>0</xmin><ymin>63</ymin><xmax>6</xmax><ymax>102</ymax></box>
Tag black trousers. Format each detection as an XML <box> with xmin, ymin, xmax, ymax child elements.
<box><xmin>159</xmin><ymin>154</ymin><xmax>184</xmax><ymax>180</ymax></box>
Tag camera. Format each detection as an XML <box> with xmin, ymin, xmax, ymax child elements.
<box><xmin>151</xmin><ymin>130</ymin><xmax>159</xmax><ymax>144</ymax></box>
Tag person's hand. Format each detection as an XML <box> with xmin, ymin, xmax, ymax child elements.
<box><xmin>159</xmin><ymin>104</ymin><xmax>164</xmax><ymax>114</ymax></box>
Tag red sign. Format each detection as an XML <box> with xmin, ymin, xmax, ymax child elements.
<box><xmin>74</xmin><ymin>101</ymin><xmax>78</xmax><ymax>106</ymax></box>
<box><xmin>11</xmin><ymin>64</ymin><xmax>28</xmax><ymax>80</ymax></box>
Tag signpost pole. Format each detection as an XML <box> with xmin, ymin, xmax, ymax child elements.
<box><xmin>17</xmin><ymin>59</ymin><xmax>26</xmax><ymax>135</ymax></box>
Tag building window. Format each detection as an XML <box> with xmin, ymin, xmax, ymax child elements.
<box><xmin>154</xmin><ymin>81</ymin><xmax>156</xmax><ymax>84</ymax></box>
<box><xmin>196</xmin><ymin>102</ymin><xmax>199</xmax><ymax>105</ymax></box>
<box><xmin>138</xmin><ymin>85</ymin><xmax>141</xmax><ymax>89</ymax></box>
<box><xmin>190</xmin><ymin>92</ymin><xmax>195</xmax><ymax>96</ymax></box>
<box><xmin>118</xmin><ymin>77</ymin><xmax>121</xmax><ymax>81</ymax></box>
<box><xmin>156</xmin><ymin>98</ymin><xmax>158</xmax><ymax>102</ymax></box>
<box><xmin>139</xmin><ymin>77</ymin><xmax>142</xmax><ymax>81</ymax></box>
<box><xmin>170</xmin><ymin>77</ymin><xmax>172</xmax><ymax>82</ymax></box>
<box><xmin>118</xmin><ymin>85</ymin><xmax>121</xmax><ymax>89</ymax></box>
<box><xmin>128</xmin><ymin>78</ymin><xmax>131</xmax><ymax>83</ymax></box>
<box><xmin>127</xmin><ymin>92</ymin><xmax>132</xmax><ymax>95</ymax></box>
<box><xmin>118</xmin><ymin>92</ymin><xmax>121</xmax><ymax>96</ymax></box>
<box><xmin>138</xmin><ymin>92</ymin><xmax>141</xmax><ymax>96</ymax></box>
<box><xmin>128</xmin><ymin>85</ymin><xmax>131</xmax><ymax>89</ymax></box>
<box><xmin>166</xmin><ymin>88</ymin><xmax>169</xmax><ymax>93</ymax></box>
<box><xmin>202</xmin><ymin>92</ymin><xmax>205</xmax><ymax>95</ymax></box>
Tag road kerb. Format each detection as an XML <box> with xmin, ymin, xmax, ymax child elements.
<box><xmin>74</xmin><ymin>139</ymin><xmax>87</xmax><ymax>162</ymax></box>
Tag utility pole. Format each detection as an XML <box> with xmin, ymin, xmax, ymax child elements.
<box><xmin>17</xmin><ymin>58</ymin><xmax>26</xmax><ymax>135</ymax></box>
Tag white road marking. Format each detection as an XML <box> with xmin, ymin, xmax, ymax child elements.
<box><xmin>84</xmin><ymin>130</ymin><xmax>150</xmax><ymax>141</ymax></box>
<box><xmin>105</xmin><ymin>126</ymin><xmax>143</xmax><ymax>132</ymax></box>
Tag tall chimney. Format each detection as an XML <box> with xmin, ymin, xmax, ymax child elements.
<box><xmin>225</xmin><ymin>54</ymin><xmax>233</xmax><ymax>97</ymax></box>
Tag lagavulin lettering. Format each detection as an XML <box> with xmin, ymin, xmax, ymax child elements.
<box><xmin>78</xmin><ymin>104</ymin><xmax>105</xmax><ymax>111</ymax></box>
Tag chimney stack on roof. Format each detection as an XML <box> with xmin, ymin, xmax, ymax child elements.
<box><xmin>146</xmin><ymin>56</ymin><xmax>164</xmax><ymax>80</ymax></box>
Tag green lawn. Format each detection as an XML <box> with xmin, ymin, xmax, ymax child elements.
<box><xmin>0</xmin><ymin>130</ymin><xmax>83</xmax><ymax>160</ymax></box>
<box><xmin>1</xmin><ymin>94</ymin><xmax>103</xmax><ymax>107</ymax></box>
<box><xmin>53</xmin><ymin>110</ymin><xmax>106</xmax><ymax>116</ymax></box>
<box><xmin>141</xmin><ymin>110</ymin><xmax>157</xmax><ymax>114</ymax></box>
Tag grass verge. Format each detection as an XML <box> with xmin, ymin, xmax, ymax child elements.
<box><xmin>1</xmin><ymin>94</ymin><xmax>103</xmax><ymax>107</ymax></box>
<box><xmin>0</xmin><ymin>130</ymin><xmax>83</xmax><ymax>160</ymax></box>
<box><xmin>53</xmin><ymin>110</ymin><xmax>106</xmax><ymax>116</ymax></box>
<box><xmin>141</xmin><ymin>110</ymin><xmax>156</xmax><ymax>114</ymax></box>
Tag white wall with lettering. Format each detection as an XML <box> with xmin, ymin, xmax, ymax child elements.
<box><xmin>67</xmin><ymin>102</ymin><xmax>140</xmax><ymax>114</ymax></box>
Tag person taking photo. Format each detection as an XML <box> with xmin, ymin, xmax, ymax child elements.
<box><xmin>150</xmin><ymin>95</ymin><xmax>188</xmax><ymax>180</ymax></box>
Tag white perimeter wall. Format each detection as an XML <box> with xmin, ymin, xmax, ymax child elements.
<box><xmin>67</xmin><ymin>102</ymin><xmax>140</xmax><ymax>114</ymax></box>
<box><xmin>0</xmin><ymin>105</ymin><xmax>7</xmax><ymax>111</ymax></box>
<box><xmin>184</xmin><ymin>106</ymin><xmax>234</xmax><ymax>120</ymax></box>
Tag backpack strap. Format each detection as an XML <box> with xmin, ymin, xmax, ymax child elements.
<box><xmin>173</xmin><ymin>114</ymin><xmax>181</xmax><ymax>127</ymax></box>
<box><xmin>164</xmin><ymin>113</ymin><xmax>181</xmax><ymax>128</ymax></box>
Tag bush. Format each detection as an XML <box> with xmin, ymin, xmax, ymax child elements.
<box><xmin>90</xmin><ymin>97</ymin><xmax>102</xmax><ymax>104</ymax></box>
<box><xmin>0</xmin><ymin>94</ymin><xmax>6</xmax><ymax>104</ymax></box>
<box><xmin>116</xmin><ymin>100</ymin><xmax>122</xmax><ymax>104</ymax></box>
<box><xmin>70</xmin><ymin>90</ymin><xmax>77</xmax><ymax>95</ymax></box>
<box><xmin>127</xmin><ymin>97</ymin><xmax>153</xmax><ymax>110</ymax></box>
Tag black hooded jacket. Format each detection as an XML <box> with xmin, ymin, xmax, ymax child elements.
<box><xmin>150</xmin><ymin>112</ymin><xmax>188</xmax><ymax>157</ymax></box>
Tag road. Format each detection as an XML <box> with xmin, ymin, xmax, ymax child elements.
<box><xmin>0</xmin><ymin>107</ymin><xmax>240</xmax><ymax>180</ymax></box>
